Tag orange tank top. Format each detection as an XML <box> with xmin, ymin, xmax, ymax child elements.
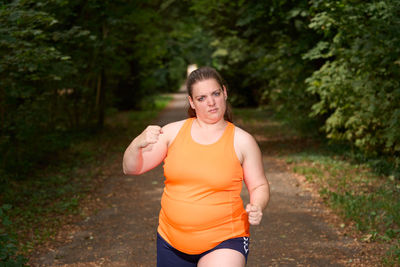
<box><xmin>158</xmin><ymin>118</ymin><xmax>249</xmax><ymax>254</ymax></box>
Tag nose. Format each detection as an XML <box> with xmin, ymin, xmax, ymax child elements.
<box><xmin>207</xmin><ymin>96</ymin><xmax>216</xmax><ymax>106</ymax></box>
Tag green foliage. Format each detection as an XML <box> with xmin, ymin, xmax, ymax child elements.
<box><xmin>305</xmin><ymin>0</ymin><xmax>400</xmax><ymax>165</ymax></box>
<box><xmin>1</xmin><ymin>96</ymin><xmax>169</xmax><ymax>257</ymax></box>
<box><xmin>0</xmin><ymin>205</ymin><xmax>28</xmax><ymax>266</ymax></box>
<box><xmin>288</xmin><ymin>151</ymin><xmax>400</xmax><ymax>243</ymax></box>
<box><xmin>190</xmin><ymin>0</ymin><xmax>400</xmax><ymax>172</ymax></box>
<box><xmin>2</xmin><ymin>0</ymin><xmax>400</xmax><ymax>261</ymax></box>
<box><xmin>0</xmin><ymin>0</ymin><xmax>79</xmax><ymax>180</ymax></box>
<box><xmin>385</xmin><ymin>239</ymin><xmax>400</xmax><ymax>266</ymax></box>
<box><xmin>191</xmin><ymin>0</ymin><xmax>321</xmax><ymax>126</ymax></box>
<box><xmin>0</xmin><ymin>0</ymin><xmax>198</xmax><ymax>181</ymax></box>
<box><xmin>236</xmin><ymin>107</ymin><xmax>400</xmax><ymax>264</ymax></box>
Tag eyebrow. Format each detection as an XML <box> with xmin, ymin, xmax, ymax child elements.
<box><xmin>195</xmin><ymin>89</ymin><xmax>221</xmax><ymax>98</ymax></box>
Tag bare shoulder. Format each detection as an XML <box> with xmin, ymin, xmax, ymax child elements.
<box><xmin>162</xmin><ymin>119</ymin><xmax>186</xmax><ymax>132</ymax></box>
<box><xmin>234</xmin><ymin>125</ymin><xmax>258</xmax><ymax>146</ymax></box>
<box><xmin>233</xmin><ymin>125</ymin><xmax>260</xmax><ymax>162</ymax></box>
<box><xmin>162</xmin><ymin>119</ymin><xmax>187</xmax><ymax>147</ymax></box>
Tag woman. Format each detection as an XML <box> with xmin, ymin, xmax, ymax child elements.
<box><xmin>123</xmin><ymin>67</ymin><xmax>270</xmax><ymax>267</ymax></box>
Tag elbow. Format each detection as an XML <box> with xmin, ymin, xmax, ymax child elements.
<box><xmin>123</xmin><ymin>168</ymin><xmax>130</xmax><ymax>175</ymax></box>
<box><xmin>122</xmin><ymin>164</ymin><xmax>142</xmax><ymax>176</ymax></box>
<box><xmin>123</xmin><ymin>168</ymin><xmax>142</xmax><ymax>176</ymax></box>
<box><xmin>122</xmin><ymin>156</ymin><xmax>142</xmax><ymax>175</ymax></box>
<box><xmin>122</xmin><ymin>167</ymin><xmax>130</xmax><ymax>175</ymax></box>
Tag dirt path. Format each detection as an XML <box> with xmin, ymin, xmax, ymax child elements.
<box><xmin>31</xmin><ymin>93</ymin><xmax>382</xmax><ymax>266</ymax></box>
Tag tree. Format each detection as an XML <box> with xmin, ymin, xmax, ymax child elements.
<box><xmin>305</xmin><ymin>0</ymin><xmax>400</xmax><ymax>163</ymax></box>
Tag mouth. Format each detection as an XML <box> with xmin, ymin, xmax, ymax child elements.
<box><xmin>208</xmin><ymin>108</ymin><xmax>218</xmax><ymax>113</ymax></box>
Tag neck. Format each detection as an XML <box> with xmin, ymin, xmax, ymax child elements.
<box><xmin>194</xmin><ymin>117</ymin><xmax>227</xmax><ymax>130</ymax></box>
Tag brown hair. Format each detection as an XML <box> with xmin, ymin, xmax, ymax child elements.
<box><xmin>186</xmin><ymin>66</ymin><xmax>233</xmax><ymax>122</ymax></box>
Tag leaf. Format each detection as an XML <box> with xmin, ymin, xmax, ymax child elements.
<box><xmin>1</xmin><ymin>204</ymin><xmax>11</xmax><ymax>211</ymax></box>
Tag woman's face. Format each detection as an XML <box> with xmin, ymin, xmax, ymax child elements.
<box><xmin>188</xmin><ymin>78</ymin><xmax>227</xmax><ymax>124</ymax></box>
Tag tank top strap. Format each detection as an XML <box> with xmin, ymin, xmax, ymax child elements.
<box><xmin>170</xmin><ymin>118</ymin><xmax>235</xmax><ymax>149</ymax></box>
<box><xmin>220</xmin><ymin>121</ymin><xmax>235</xmax><ymax>145</ymax></box>
<box><xmin>168</xmin><ymin>118</ymin><xmax>194</xmax><ymax>150</ymax></box>
<box><xmin>179</xmin><ymin>118</ymin><xmax>194</xmax><ymax>137</ymax></box>
<box><xmin>226</xmin><ymin>122</ymin><xmax>235</xmax><ymax>137</ymax></box>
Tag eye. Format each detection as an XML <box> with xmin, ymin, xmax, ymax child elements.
<box><xmin>197</xmin><ymin>96</ymin><xmax>205</xmax><ymax>102</ymax></box>
<box><xmin>213</xmin><ymin>91</ymin><xmax>221</xmax><ymax>96</ymax></box>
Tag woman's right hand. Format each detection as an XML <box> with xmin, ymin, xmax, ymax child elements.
<box><xmin>135</xmin><ymin>125</ymin><xmax>163</xmax><ymax>149</ymax></box>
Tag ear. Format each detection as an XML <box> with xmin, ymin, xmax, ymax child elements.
<box><xmin>188</xmin><ymin>95</ymin><xmax>195</xmax><ymax>109</ymax></box>
<box><xmin>223</xmin><ymin>85</ymin><xmax>228</xmax><ymax>100</ymax></box>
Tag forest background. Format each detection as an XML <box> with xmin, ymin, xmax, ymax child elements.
<box><xmin>1</xmin><ymin>0</ymin><xmax>399</xmax><ymax>265</ymax></box>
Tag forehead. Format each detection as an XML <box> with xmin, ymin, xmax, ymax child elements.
<box><xmin>192</xmin><ymin>79</ymin><xmax>221</xmax><ymax>96</ymax></box>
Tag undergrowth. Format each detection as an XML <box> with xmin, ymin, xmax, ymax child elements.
<box><xmin>0</xmin><ymin>94</ymin><xmax>171</xmax><ymax>262</ymax></box>
<box><xmin>0</xmin><ymin>204</ymin><xmax>28</xmax><ymax>266</ymax></box>
<box><xmin>234</xmin><ymin>107</ymin><xmax>400</xmax><ymax>265</ymax></box>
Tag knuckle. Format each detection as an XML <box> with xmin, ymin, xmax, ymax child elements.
<box><xmin>147</xmin><ymin>125</ymin><xmax>159</xmax><ymax>131</ymax></box>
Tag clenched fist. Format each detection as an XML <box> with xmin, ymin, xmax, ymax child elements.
<box><xmin>246</xmin><ymin>203</ymin><xmax>263</xmax><ymax>225</ymax></box>
<box><xmin>135</xmin><ymin>125</ymin><xmax>163</xmax><ymax>149</ymax></box>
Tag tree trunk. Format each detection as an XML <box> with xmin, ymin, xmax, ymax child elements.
<box><xmin>95</xmin><ymin>22</ymin><xmax>108</xmax><ymax>129</ymax></box>
<box><xmin>96</xmin><ymin>70</ymin><xmax>105</xmax><ymax>129</ymax></box>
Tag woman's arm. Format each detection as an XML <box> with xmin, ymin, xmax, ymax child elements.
<box><xmin>235</xmin><ymin>127</ymin><xmax>270</xmax><ymax>225</ymax></box>
<box><xmin>123</xmin><ymin>125</ymin><xmax>168</xmax><ymax>175</ymax></box>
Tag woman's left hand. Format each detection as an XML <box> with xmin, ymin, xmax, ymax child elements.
<box><xmin>246</xmin><ymin>203</ymin><xmax>263</xmax><ymax>225</ymax></box>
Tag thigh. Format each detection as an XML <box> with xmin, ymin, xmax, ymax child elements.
<box><xmin>157</xmin><ymin>233</ymin><xmax>198</xmax><ymax>267</ymax></box>
<box><xmin>198</xmin><ymin>236</ymin><xmax>249</xmax><ymax>267</ymax></box>
<box><xmin>198</xmin><ymin>248</ymin><xmax>246</xmax><ymax>267</ymax></box>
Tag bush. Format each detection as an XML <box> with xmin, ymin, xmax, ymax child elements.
<box><xmin>0</xmin><ymin>205</ymin><xmax>28</xmax><ymax>266</ymax></box>
<box><xmin>305</xmin><ymin>1</ymin><xmax>400</xmax><ymax>167</ymax></box>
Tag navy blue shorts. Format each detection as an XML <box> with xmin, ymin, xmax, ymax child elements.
<box><xmin>157</xmin><ymin>232</ymin><xmax>249</xmax><ymax>267</ymax></box>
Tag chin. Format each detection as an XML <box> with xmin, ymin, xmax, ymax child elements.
<box><xmin>204</xmin><ymin>114</ymin><xmax>224</xmax><ymax>123</ymax></box>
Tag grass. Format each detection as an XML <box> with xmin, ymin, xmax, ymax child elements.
<box><xmin>0</xmin><ymin>94</ymin><xmax>172</xmax><ymax>260</ymax></box>
<box><xmin>288</xmin><ymin>153</ymin><xmax>400</xmax><ymax>237</ymax></box>
<box><xmin>234</xmin><ymin>107</ymin><xmax>400</xmax><ymax>266</ymax></box>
